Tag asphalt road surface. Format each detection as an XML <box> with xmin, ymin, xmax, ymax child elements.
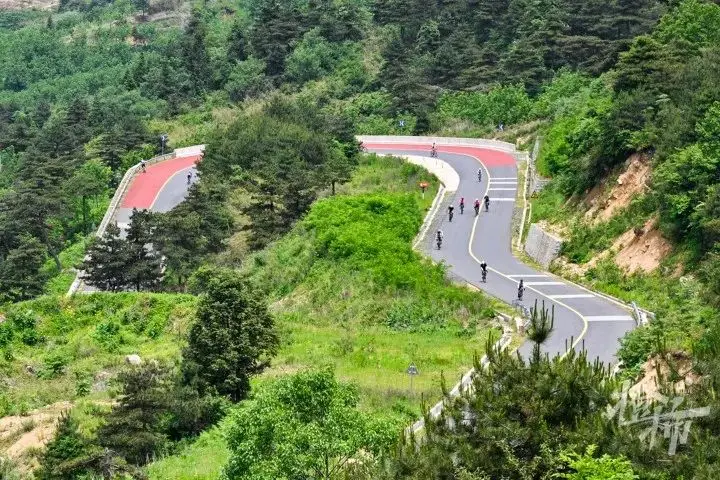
<box><xmin>365</xmin><ymin>142</ymin><xmax>636</xmax><ymax>366</ymax></box>
<box><xmin>114</xmin><ymin>154</ymin><xmax>201</xmax><ymax>230</ymax></box>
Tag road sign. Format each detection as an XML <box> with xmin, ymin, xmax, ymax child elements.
<box><xmin>419</xmin><ymin>181</ymin><xmax>429</xmax><ymax>198</ymax></box>
<box><xmin>407</xmin><ymin>363</ymin><xmax>418</xmax><ymax>394</ymax></box>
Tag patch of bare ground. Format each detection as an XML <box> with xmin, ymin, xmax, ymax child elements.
<box><xmin>584</xmin><ymin>153</ymin><xmax>651</xmax><ymax>224</ymax></box>
<box><xmin>0</xmin><ymin>401</ymin><xmax>71</xmax><ymax>473</ymax></box>
<box><xmin>612</xmin><ymin>217</ymin><xmax>672</xmax><ymax>274</ymax></box>
<box><xmin>0</xmin><ymin>0</ymin><xmax>56</xmax><ymax>10</ymax></box>
<box><xmin>629</xmin><ymin>351</ymin><xmax>699</xmax><ymax>402</ymax></box>
<box><xmin>556</xmin><ymin>217</ymin><xmax>672</xmax><ymax>276</ymax></box>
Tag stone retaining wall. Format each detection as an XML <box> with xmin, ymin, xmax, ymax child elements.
<box><xmin>524</xmin><ymin>223</ymin><xmax>563</xmax><ymax>268</ymax></box>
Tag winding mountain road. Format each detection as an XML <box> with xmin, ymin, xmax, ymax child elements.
<box><xmin>363</xmin><ymin>138</ymin><xmax>636</xmax><ymax>366</ymax></box>
<box><xmin>78</xmin><ymin>137</ymin><xmax>635</xmax><ymax>364</ymax></box>
<box><xmin>114</xmin><ymin>151</ymin><xmax>201</xmax><ymax>230</ymax></box>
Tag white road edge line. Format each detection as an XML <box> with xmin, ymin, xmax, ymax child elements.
<box><xmin>149</xmin><ymin>165</ymin><xmax>196</xmax><ymax>210</ymax></box>
<box><xmin>508</xmin><ymin>274</ymin><xmax>547</xmax><ymax>278</ymax></box>
<box><xmin>585</xmin><ymin>315</ymin><xmax>635</xmax><ymax>322</ymax></box>
<box><xmin>489</xmin><ymin>181</ymin><xmax>517</xmax><ymax>184</ymax></box>
<box><xmin>491</xmin><ymin>198</ymin><xmax>516</xmax><ymax>202</ymax></box>
<box><xmin>488</xmin><ymin>188</ymin><xmax>517</xmax><ymax>191</ymax></box>
<box><xmin>524</xmin><ymin>281</ymin><xmax>565</xmax><ymax>286</ymax></box>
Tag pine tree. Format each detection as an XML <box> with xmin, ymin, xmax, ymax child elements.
<box><xmin>37</xmin><ymin>412</ymin><xmax>101</xmax><ymax>480</ymax></box>
<box><xmin>155</xmin><ymin>211</ymin><xmax>207</xmax><ymax>288</ymax></box>
<box><xmin>97</xmin><ymin>362</ymin><xmax>172</xmax><ymax>466</ymax></box>
<box><xmin>0</xmin><ymin>234</ymin><xmax>47</xmax><ymax>303</ymax></box>
<box><xmin>182</xmin><ymin>270</ymin><xmax>279</xmax><ymax>402</ymax></box>
<box><xmin>181</xmin><ymin>9</ymin><xmax>211</xmax><ymax>92</ymax></box>
<box><xmin>126</xmin><ymin>208</ymin><xmax>162</xmax><ymax>292</ymax></box>
<box><xmin>81</xmin><ymin>222</ymin><xmax>131</xmax><ymax>292</ymax></box>
<box><xmin>227</xmin><ymin>20</ymin><xmax>249</xmax><ymax>63</ymax></box>
<box><xmin>247</xmin><ymin>0</ymin><xmax>305</xmax><ymax>77</ymax></box>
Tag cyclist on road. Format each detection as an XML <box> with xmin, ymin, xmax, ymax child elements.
<box><xmin>480</xmin><ymin>260</ymin><xmax>488</xmax><ymax>282</ymax></box>
<box><xmin>474</xmin><ymin>198</ymin><xmax>480</xmax><ymax>216</ymax></box>
<box><xmin>517</xmin><ymin>279</ymin><xmax>525</xmax><ymax>301</ymax></box>
<box><xmin>459</xmin><ymin>197</ymin><xmax>465</xmax><ymax>214</ymax></box>
<box><xmin>483</xmin><ymin>194</ymin><xmax>490</xmax><ymax>212</ymax></box>
<box><xmin>436</xmin><ymin>229</ymin><xmax>444</xmax><ymax>250</ymax></box>
<box><xmin>430</xmin><ymin>143</ymin><xmax>438</xmax><ymax>158</ymax></box>
<box><xmin>187</xmin><ymin>171</ymin><xmax>192</xmax><ymax>185</ymax></box>
<box><xmin>477</xmin><ymin>168</ymin><xmax>483</xmax><ymax>182</ymax></box>
<box><xmin>448</xmin><ymin>205</ymin><xmax>454</xmax><ymax>222</ymax></box>
<box><xmin>140</xmin><ymin>160</ymin><xmax>147</xmax><ymax>173</ymax></box>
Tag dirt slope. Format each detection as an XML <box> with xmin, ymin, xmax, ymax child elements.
<box><xmin>585</xmin><ymin>153</ymin><xmax>651</xmax><ymax>223</ymax></box>
<box><xmin>0</xmin><ymin>0</ymin><xmax>56</xmax><ymax>9</ymax></box>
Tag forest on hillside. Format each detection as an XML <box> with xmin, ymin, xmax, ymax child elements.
<box><xmin>4</xmin><ymin>0</ymin><xmax>720</xmax><ymax>478</ymax></box>
<box><xmin>0</xmin><ymin>0</ymin><xmax>672</xmax><ymax>301</ymax></box>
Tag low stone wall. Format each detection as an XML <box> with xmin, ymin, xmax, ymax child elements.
<box><xmin>524</xmin><ymin>223</ymin><xmax>563</xmax><ymax>268</ymax></box>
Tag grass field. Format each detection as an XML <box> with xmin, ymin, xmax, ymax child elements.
<box><xmin>0</xmin><ymin>293</ymin><xmax>196</xmax><ymax>417</ymax></box>
<box><xmin>147</xmin><ymin>154</ymin><xmax>500</xmax><ymax>478</ymax></box>
<box><xmin>0</xmin><ymin>154</ymin><xmax>501</xmax><ymax>478</ymax></box>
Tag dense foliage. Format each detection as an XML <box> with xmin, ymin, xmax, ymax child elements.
<box><xmin>223</xmin><ymin>368</ymin><xmax>401</xmax><ymax>479</ymax></box>
<box><xmin>0</xmin><ymin>0</ymin><xmax>674</xmax><ymax>300</ymax></box>
<box><xmin>538</xmin><ymin>0</ymin><xmax>720</xmax><ymax>260</ymax></box>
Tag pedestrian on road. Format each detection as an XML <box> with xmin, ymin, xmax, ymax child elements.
<box><xmin>517</xmin><ymin>279</ymin><xmax>525</xmax><ymax>301</ymax></box>
<box><xmin>140</xmin><ymin>160</ymin><xmax>146</xmax><ymax>173</ymax></box>
<box><xmin>448</xmin><ymin>205</ymin><xmax>454</xmax><ymax>222</ymax></box>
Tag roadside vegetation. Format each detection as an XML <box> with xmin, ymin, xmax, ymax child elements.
<box><xmin>526</xmin><ymin>0</ymin><xmax>720</xmax><ymax>379</ymax></box>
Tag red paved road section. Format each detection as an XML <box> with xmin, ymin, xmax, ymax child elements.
<box><xmin>122</xmin><ymin>155</ymin><xmax>201</xmax><ymax>210</ymax></box>
<box><xmin>362</xmin><ymin>143</ymin><xmax>516</xmax><ymax>166</ymax></box>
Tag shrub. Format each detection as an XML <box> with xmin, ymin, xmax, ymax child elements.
<box><xmin>7</xmin><ymin>309</ymin><xmax>43</xmax><ymax>346</ymax></box>
<box><xmin>93</xmin><ymin>319</ymin><xmax>122</xmax><ymax>352</ymax></box>
<box><xmin>39</xmin><ymin>351</ymin><xmax>72</xmax><ymax>379</ymax></box>
<box><xmin>436</xmin><ymin>84</ymin><xmax>533</xmax><ymax>127</ymax></box>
